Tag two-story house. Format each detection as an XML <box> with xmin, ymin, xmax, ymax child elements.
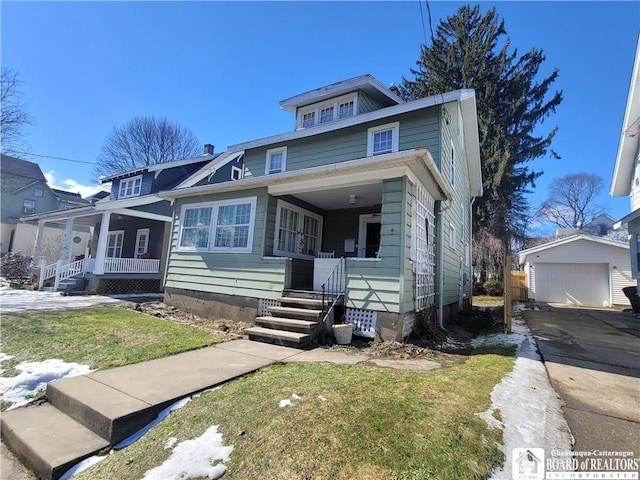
<box><xmin>160</xmin><ymin>75</ymin><xmax>482</xmax><ymax>343</ymax></box>
<box><xmin>611</xmin><ymin>36</ymin><xmax>640</xmax><ymax>288</ymax></box>
<box><xmin>21</xmin><ymin>145</ymin><xmax>244</xmax><ymax>293</ymax></box>
<box><xmin>0</xmin><ymin>154</ymin><xmax>91</xmax><ymax>257</ymax></box>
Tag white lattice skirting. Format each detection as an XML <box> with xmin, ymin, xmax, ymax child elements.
<box><xmin>346</xmin><ymin>308</ymin><xmax>377</xmax><ymax>338</ymax></box>
<box><xmin>258</xmin><ymin>298</ymin><xmax>281</xmax><ymax>316</ymax></box>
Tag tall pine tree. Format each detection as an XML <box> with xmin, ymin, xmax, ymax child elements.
<box><xmin>401</xmin><ymin>5</ymin><xmax>562</xmax><ymax>258</ymax></box>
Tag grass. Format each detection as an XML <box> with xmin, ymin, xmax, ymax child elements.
<box><xmin>472</xmin><ymin>295</ymin><xmax>504</xmax><ymax>307</ymax></box>
<box><xmin>75</xmin><ymin>353</ymin><xmax>515</xmax><ymax>480</ymax></box>
<box><xmin>0</xmin><ymin>306</ymin><xmax>229</xmax><ymax>378</ymax></box>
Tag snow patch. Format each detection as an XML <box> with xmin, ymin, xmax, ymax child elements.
<box><xmin>164</xmin><ymin>437</ymin><xmax>178</xmax><ymax>450</ymax></box>
<box><xmin>475</xmin><ymin>308</ymin><xmax>573</xmax><ymax>479</ymax></box>
<box><xmin>279</xmin><ymin>393</ymin><xmax>303</xmax><ymax>408</ymax></box>
<box><xmin>141</xmin><ymin>425</ymin><xmax>233</xmax><ymax>480</ymax></box>
<box><xmin>0</xmin><ymin>356</ymin><xmax>92</xmax><ymax>409</ymax></box>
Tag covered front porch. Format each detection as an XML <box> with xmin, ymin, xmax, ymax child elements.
<box><xmin>23</xmin><ymin>196</ymin><xmax>173</xmax><ymax>294</ymax></box>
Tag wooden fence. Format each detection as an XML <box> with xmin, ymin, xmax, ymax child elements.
<box><xmin>511</xmin><ymin>271</ymin><xmax>528</xmax><ymax>301</ymax></box>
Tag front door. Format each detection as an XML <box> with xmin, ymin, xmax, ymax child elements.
<box><xmin>358</xmin><ymin>214</ymin><xmax>381</xmax><ymax>258</ymax></box>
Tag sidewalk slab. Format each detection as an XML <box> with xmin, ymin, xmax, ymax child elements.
<box><xmin>47</xmin><ymin>375</ymin><xmax>155</xmax><ymax>444</ymax></box>
<box><xmin>1</xmin><ymin>404</ymin><xmax>109</xmax><ymax>480</ymax></box>
<box><xmin>86</xmin><ymin>344</ymin><xmax>280</xmax><ymax>406</ymax></box>
<box><xmin>215</xmin><ymin>338</ymin><xmax>303</xmax><ymax>361</ymax></box>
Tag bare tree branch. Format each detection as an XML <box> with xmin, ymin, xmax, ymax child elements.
<box><xmin>1</xmin><ymin>68</ymin><xmax>34</xmax><ymax>155</ymax></box>
<box><xmin>536</xmin><ymin>173</ymin><xmax>605</xmax><ymax>228</ymax></box>
<box><xmin>94</xmin><ymin>115</ymin><xmax>201</xmax><ymax>179</ymax></box>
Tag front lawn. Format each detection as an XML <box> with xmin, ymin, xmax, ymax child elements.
<box><xmin>0</xmin><ymin>306</ymin><xmax>230</xmax><ymax>376</ymax></box>
<box><xmin>75</xmin><ymin>353</ymin><xmax>514</xmax><ymax>480</ymax></box>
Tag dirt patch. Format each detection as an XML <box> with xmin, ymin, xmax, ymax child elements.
<box><xmin>118</xmin><ymin>300</ymin><xmax>253</xmax><ymax>336</ymax></box>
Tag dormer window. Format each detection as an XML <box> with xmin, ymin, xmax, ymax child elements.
<box><xmin>118</xmin><ymin>175</ymin><xmax>142</xmax><ymax>199</ymax></box>
<box><xmin>297</xmin><ymin>93</ymin><xmax>357</xmax><ymax>129</ymax></box>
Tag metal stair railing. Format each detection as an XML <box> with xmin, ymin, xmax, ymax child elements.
<box><xmin>320</xmin><ymin>257</ymin><xmax>346</xmax><ymax>344</ymax></box>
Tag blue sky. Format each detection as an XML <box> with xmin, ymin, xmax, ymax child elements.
<box><xmin>2</xmin><ymin>1</ymin><xmax>639</xmax><ymax>234</ymax></box>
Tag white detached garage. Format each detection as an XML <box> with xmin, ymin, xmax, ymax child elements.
<box><xmin>518</xmin><ymin>234</ymin><xmax>635</xmax><ymax>307</ymax></box>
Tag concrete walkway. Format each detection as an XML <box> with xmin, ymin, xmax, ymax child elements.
<box><xmin>523</xmin><ymin>304</ymin><xmax>640</xmax><ymax>457</ymax></box>
<box><xmin>1</xmin><ymin>339</ymin><xmax>389</xmax><ymax>480</ymax></box>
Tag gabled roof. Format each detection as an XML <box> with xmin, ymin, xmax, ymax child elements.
<box><xmin>518</xmin><ymin>234</ymin><xmax>628</xmax><ymax>265</ymax></box>
<box><xmin>52</xmin><ymin>189</ymin><xmax>91</xmax><ymax>205</ymax></box>
<box><xmin>176</xmin><ymin>151</ymin><xmax>245</xmax><ymax>189</ymax></box>
<box><xmin>278</xmin><ymin>74</ymin><xmax>404</xmax><ymax>112</ymax></box>
<box><xmin>0</xmin><ymin>155</ymin><xmax>46</xmax><ymax>181</ymax></box>
<box><xmin>99</xmin><ymin>154</ymin><xmax>219</xmax><ymax>183</ymax></box>
<box><xmin>610</xmin><ymin>35</ymin><xmax>640</xmax><ymax>197</ymax></box>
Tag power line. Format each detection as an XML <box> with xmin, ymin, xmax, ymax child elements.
<box><xmin>425</xmin><ymin>0</ymin><xmax>435</xmax><ymax>44</ymax></box>
<box><xmin>418</xmin><ymin>0</ymin><xmax>428</xmax><ymax>45</ymax></box>
<box><xmin>14</xmin><ymin>152</ymin><xmax>97</xmax><ymax>165</ymax></box>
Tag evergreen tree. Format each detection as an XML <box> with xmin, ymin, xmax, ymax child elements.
<box><xmin>400</xmin><ymin>5</ymin><xmax>562</xmax><ymax>250</ymax></box>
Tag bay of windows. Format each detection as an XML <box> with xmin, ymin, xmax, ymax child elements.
<box><xmin>297</xmin><ymin>93</ymin><xmax>356</xmax><ymax>129</ymax></box>
<box><xmin>178</xmin><ymin>197</ymin><xmax>256</xmax><ymax>252</ymax></box>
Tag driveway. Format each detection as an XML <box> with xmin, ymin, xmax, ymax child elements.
<box><xmin>523</xmin><ymin>304</ymin><xmax>640</xmax><ymax>455</ymax></box>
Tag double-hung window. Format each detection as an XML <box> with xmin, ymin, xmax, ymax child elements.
<box><xmin>178</xmin><ymin>197</ymin><xmax>256</xmax><ymax>252</ymax></box>
<box><xmin>118</xmin><ymin>175</ymin><xmax>142</xmax><ymax>198</ymax></box>
<box><xmin>367</xmin><ymin>122</ymin><xmax>399</xmax><ymax>156</ymax></box>
<box><xmin>274</xmin><ymin>200</ymin><xmax>322</xmax><ymax>258</ymax></box>
<box><xmin>297</xmin><ymin>93</ymin><xmax>357</xmax><ymax>129</ymax></box>
<box><xmin>23</xmin><ymin>200</ymin><xmax>35</xmax><ymax>214</ymax></box>
<box><xmin>266</xmin><ymin>147</ymin><xmax>286</xmax><ymax>174</ymax></box>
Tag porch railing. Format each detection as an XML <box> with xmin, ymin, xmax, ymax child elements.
<box><xmin>320</xmin><ymin>257</ymin><xmax>346</xmax><ymax>344</ymax></box>
<box><xmin>103</xmin><ymin>257</ymin><xmax>160</xmax><ymax>274</ymax></box>
<box><xmin>38</xmin><ymin>257</ymin><xmax>160</xmax><ymax>290</ymax></box>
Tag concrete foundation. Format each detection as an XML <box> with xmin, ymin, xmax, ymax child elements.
<box><xmin>164</xmin><ymin>287</ymin><xmax>259</xmax><ymax>322</ymax></box>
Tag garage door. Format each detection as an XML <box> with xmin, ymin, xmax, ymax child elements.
<box><xmin>535</xmin><ymin>263</ymin><xmax>609</xmax><ymax>306</ymax></box>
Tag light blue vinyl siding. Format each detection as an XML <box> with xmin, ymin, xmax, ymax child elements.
<box><xmin>243</xmin><ymin>110</ymin><xmax>441</xmax><ymax>177</ymax></box>
<box><xmin>439</xmin><ymin>102</ymin><xmax>472</xmax><ymax>307</ymax></box>
<box><xmin>357</xmin><ymin>91</ymin><xmax>389</xmax><ymax>114</ymax></box>
<box><xmin>346</xmin><ymin>178</ymin><xmax>405</xmax><ymax>313</ymax></box>
<box><xmin>165</xmin><ymin>187</ymin><xmax>290</xmax><ymax>300</ymax></box>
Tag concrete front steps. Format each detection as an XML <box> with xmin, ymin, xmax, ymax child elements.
<box><xmin>246</xmin><ymin>291</ymin><xmax>327</xmax><ymax>348</ymax></box>
<box><xmin>1</xmin><ymin>341</ymin><xmax>299</xmax><ymax>480</ymax></box>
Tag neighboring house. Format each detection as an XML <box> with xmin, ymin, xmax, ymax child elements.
<box><xmin>518</xmin><ymin>234</ymin><xmax>635</xmax><ymax>307</ymax></box>
<box><xmin>21</xmin><ymin>145</ymin><xmax>241</xmax><ymax>293</ymax></box>
<box><xmin>611</xmin><ymin>35</ymin><xmax>640</xmax><ymax>289</ymax></box>
<box><xmin>160</xmin><ymin>74</ymin><xmax>482</xmax><ymax>342</ymax></box>
<box><xmin>554</xmin><ymin>213</ymin><xmax>628</xmax><ymax>241</ymax></box>
<box><xmin>0</xmin><ymin>154</ymin><xmax>91</xmax><ymax>257</ymax></box>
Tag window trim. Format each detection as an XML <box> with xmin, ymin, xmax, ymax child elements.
<box><xmin>296</xmin><ymin>93</ymin><xmax>357</xmax><ymax>129</ymax></box>
<box><xmin>231</xmin><ymin>166</ymin><xmax>243</xmax><ymax>181</ymax></box>
<box><xmin>135</xmin><ymin>228</ymin><xmax>150</xmax><ymax>258</ymax></box>
<box><xmin>265</xmin><ymin>146</ymin><xmax>287</xmax><ymax>175</ymax></box>
<box><xmin>106</xmin><ymin>230</ymin><xmax>125</xmax><ymax>258</ymax></box>
<box><xmin>33</xmin><ymin>188</ymin><xmax>43</xmax><ymax>197</ymax></box>
<box><xmin>449</xmin><ymin>222</ymin><xmax>456</xmax><ymax>250</ymax></box>
<box><xmin>450</xmin><ymin>141</ymin><xmax>456</xmax><ymax>186</ymax></box>
<box><xmin>367</xmin><ymin>121</ymin><xmax>400</xmax><ymax>157</ymax></box>
<box><xmin>273</xmin><ymin>200</ymin><xmax>323</xmax><ymax>259</ymax></box>
<box><xmin>23</xmin><ymin>199</ymin><xmax>36</xmax><ymax>214</ymax></box>
<box><xmin>118</xmin><ymin>174</ymin><xmax>143</xmax><ymax>199</ymax></box>
<box><xmin>177</xmin><ymin>197</ymin><xmax>257</xmax><ymax>253</ymax></box>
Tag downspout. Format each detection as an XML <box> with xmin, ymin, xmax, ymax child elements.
<box><xmin>436</xmin><ymin>199</ymin><xmax>452</xmax><ymax>329</ymax></box>
<box><xmin>469</xmin><ymin>197</ymin><xmax>476</xmax><ymax>305</ymax></box>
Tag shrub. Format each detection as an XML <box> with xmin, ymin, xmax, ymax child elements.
<box><xmin>483</xmin><ymin>279</ymin><xmax>503</xmax><ymax>296</ymax></box>
<box><xmin>0</xmin><ymin>253</ymin><xmax>33</xmax><ymax>284</ymax></box>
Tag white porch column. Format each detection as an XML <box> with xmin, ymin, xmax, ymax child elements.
<box><xmin>93</xmin><ymin>212</ymin><xmax>111</xmax><ymax>275</ymax></box>
<box><xmin>60</xmin><ymin>217</ymin><xmax>75</xmax><ymax>264</ymax></box>
<box><xmin>33</xmin><ymin>219</ymin><xmax>46</xmax><ymax>259</ymax></box>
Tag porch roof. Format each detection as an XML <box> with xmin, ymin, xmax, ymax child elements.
<box><xmin>159</xmin><ymin>147</ymin><xmax>453</xmax><ymax>204</ymax></box>
<box><xmin>19</xmin><ymin>194</ymin><xmax>173</xmax><ymax>225</ymax></box>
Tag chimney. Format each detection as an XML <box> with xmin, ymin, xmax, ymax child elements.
<box><xmin>389</xmin><ymin>82</ymin><xmax>400</xmax><ymax>96</ymax></box>
<box><xmin>203</xmin><ymin>144</ymin><xmax>214</xmax><ymax>155</ymax></box>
